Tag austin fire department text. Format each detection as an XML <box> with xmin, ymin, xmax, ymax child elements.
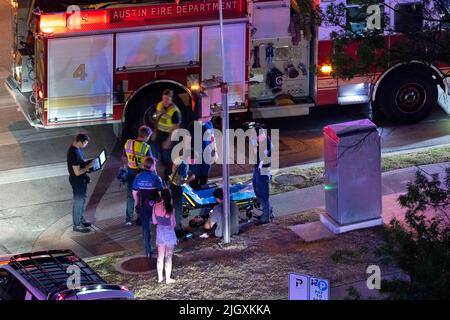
<box><xmin>110</xmin><ymin>0</ymin><xmax>240</xmax><ymax>21</ymax></box>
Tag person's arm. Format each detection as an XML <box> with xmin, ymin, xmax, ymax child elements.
<box><xmin>187</xmin><ymin>170</ymin><xmax>196</xmax><ymax>183</ymax></box>
<box><xmin>152</xmin><ymin>203</ymin><xmax>158</xmax><ymax>225</ymax></box>
<box><xmin>121</xmin><ymin>148</ymin><xmax>128</xmax><ymax>168</ymax></box>
<box><xmin>72</xmin><ymin>162</ymin><xmax>94</xmax><ymax>176</ymax></box>
<box><xmin>156</xmin><ymin>176</ymin><xmax>164</xmax><ymax>191</ymax></box>
<box><xmin>170</xmin><ymin>211</ymin><xmax>176</xmax><ymax>228</ymax></box>
<box><xmin>132</xmin><ymin>176</ymin><xmax>140</xmax><ymax>205</ymax></box>
<box><xmin>170</xmin><ymin>111</ymin><xmax>181</xmax><ymax>133</ymax></box>
<box><xmin>132</xmin><ymin>190</ymin><xmax>139</xmax><ymax>205</ymax></box>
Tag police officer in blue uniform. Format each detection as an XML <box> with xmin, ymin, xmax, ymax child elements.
<box><xmin>132</xmin><ymin>157</ymin><xmax>163</xmax><ymax>257</ymax></box>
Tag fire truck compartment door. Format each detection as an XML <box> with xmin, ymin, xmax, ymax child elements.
<box><xmin>47</xmin><ymin>34</ymin><xmax>113</xmax><ymax>123</ymax></box>
<box><xmin>202</xmin><ymin>23</ymin><xmax>246</xmax><ymax>107</ymax></box>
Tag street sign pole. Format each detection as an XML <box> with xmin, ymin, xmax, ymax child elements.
<box><xmin>218</xmin><ymin>0</ymin><xmax>230</xmax><ymax>244</ymax></box>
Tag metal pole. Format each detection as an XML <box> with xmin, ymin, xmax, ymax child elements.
<box><xmin>219</xmin><ymin>0</ymin><xmax>230</xmax><ymax>244</ymax></box>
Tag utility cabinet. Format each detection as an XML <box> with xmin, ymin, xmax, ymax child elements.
<box><xmin>321</xmin><ymin>119</ymin><xmax>383</xmax><ymax>234</ymax></box>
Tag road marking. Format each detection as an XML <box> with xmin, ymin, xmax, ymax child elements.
<box><xmin>0</xmin><ymin>162</ymin><xmax>68</xmax><ymax>185</ymax></box>
<box><xmin>0</xmin><ymin>127</ymin><xmax>82</xmax><ymax>147</ymax></box>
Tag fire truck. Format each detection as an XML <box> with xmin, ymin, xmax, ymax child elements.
<box><xmin>5</xmin><ymin>0</ymin><xmax>450</xmax><ymax>137</ymax></box>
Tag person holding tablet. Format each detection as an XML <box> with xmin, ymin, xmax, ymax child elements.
<box><xmin>67</xmin><ymin>133</ymin><xmax>95</xmax><ymax>233</ymax></box>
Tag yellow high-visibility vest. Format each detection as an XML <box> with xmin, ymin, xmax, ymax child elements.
<box><xmin>124</xmin><ymin>139</ymin><xmax>150</xmax><ymax>170</ymax></box>
<box><xmin>156</xmin><ymin>101</ymin><xmax>181</xmax><ymax>133</ymax></box>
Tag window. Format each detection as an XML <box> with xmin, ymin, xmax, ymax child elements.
<box><xmin>0</xmin><ymin>270</ymin><xmax>27</xmax><ymax>300</ymax></box>
<box><xmin>346</xmin><ymin>1</ymin><xmax>385</xmax><ymax>34</ymax></box>
<box><xmin>0</xmin><ymin>270</ymin><xmax>13</xmax><ymax>300</ymax></box>
<box><xmin>116</xmin><ymin>28</ymin><xmax>200</xmax><ymax>69</ymax></box>
<box><xmin>394</xmin><ymin>3</ymin><xmax>423</xmax><ymax>33</ymax></box>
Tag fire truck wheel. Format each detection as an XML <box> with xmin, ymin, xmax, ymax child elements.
<box><xmin>377</xmin><ymin>70</ymin><xmax>437</xmax><ymax>124</ymax></box>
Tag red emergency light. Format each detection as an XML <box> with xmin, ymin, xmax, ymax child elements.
<box><xmin>40</xmin><ymin>10</ymin><xmax>109</xmax><ymax>34</ymax></box>
<box><xmin>39</xmin><ymin>13</ymin><xmax>66</xmax><ymax>34</ymax></box>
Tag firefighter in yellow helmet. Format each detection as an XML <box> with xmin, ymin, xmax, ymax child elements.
<box><xmin>122</xmin><ymin>125</ymin><xmax>153</xmax><ymax>226</ymax></box>
<box><xmin>151</xmin><ymin>89</ymin><xmax>182</xmax><ymax>180</ymax></box>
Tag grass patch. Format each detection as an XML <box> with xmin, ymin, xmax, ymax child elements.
<box><xmin>381</xmin><ymin>146</ymin><xmax>450</xmax><ymax>171</ymax></box>
<box><xmin>331</xmin><ymin>247</ymin><xmax>369</xmax><ymax>263</ymax></box>
<box><xmin>231</xmin><ymin>146</ymin><xmax>450</xmax><ymax>196</ymax></box>
<box><xmin>88</xmin><ymin>210</ymin><xmax>400</xmax><ymax>300</ymax></box>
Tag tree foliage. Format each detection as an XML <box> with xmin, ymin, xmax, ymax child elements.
<box><xmin>377</xmin><ymin>167</ymin><xmax>450</xmax><ymax>299</ymax></box>
<box><xmin>319</xmin><ymin>0</ymin><xmax>450</xmax><ymax>81</ymax></box>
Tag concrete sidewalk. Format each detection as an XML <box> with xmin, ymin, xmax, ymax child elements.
<box><xmin>30</xmin><ymin>161</ymin><xmax>450</xmax><ymax>258</ymax></box>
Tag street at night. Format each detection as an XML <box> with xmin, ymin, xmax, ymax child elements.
<box><xmin>0</xmin><ymin>0</ymin><xmax>449</xmax><ymax>310</ymax></box>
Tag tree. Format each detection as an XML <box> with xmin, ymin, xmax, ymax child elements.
<box><xmin>377</xmin><ymin>167</ymin><xmax>450</xmax><ymax>299</ymax></box>
<box><xmin>319</xmin><ymin>0</ymin><xmax>450</xmax><ymax>81</ymax></box>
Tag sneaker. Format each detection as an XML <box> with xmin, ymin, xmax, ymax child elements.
<box><xmin>81</xmin><ymin>220</ymin><xmax>92</xmax><ymax>227</ymax></box>
<box><xmin>73</xmin><ymin>226</ymin><xmax>91</xmax><ymax>233</ymax></box>
<box><xmin>125</xmin><ymin>221</ymin><xmax>133</xmax><ymax>227</ymax></box>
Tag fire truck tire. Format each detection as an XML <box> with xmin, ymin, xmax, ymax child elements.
<box><xmin>376</xmin><ymin>70</ymin><xmax>437</xmax><ymax>124</ymax></box>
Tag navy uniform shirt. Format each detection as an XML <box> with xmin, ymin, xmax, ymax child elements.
<box><xmin>133</xmin><ymin>170</ymin><xmax>163</xmax><ymax>191</ymax></box>
<box><xmin>133</xmin><ymin>170</ymin><xmax>164</xmax><ymax>205</ymax></box>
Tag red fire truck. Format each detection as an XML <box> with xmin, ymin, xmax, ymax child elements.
<box><xmin>5</xmin><ymin>0</ymin><xmax>450</xmax><ymax>136</ymax></box>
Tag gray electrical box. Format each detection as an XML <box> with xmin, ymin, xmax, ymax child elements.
<box><xmin>321</xmin><ymin>119</ymin><xmax>382</xmax><ymax>234</ymax></box>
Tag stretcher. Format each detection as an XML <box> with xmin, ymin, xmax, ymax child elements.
<box><xmin>182</xmin><ymin>182</ymin><xmax>259</xmax><ymax>218</ymax></box>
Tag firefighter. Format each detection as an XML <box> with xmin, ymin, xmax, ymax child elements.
<box><xmin>151</xmin><ymin>89</ymin><xmax>182</xmax><ymax>180</ymax></box>
<box><xmin>132</xmin><ymin>157</ymin><xmax>163</xmax><ymax>258</ymax></box>
<box><xmin>251</xmin><ymin>125</ymin><xmax>274</xmax><ymax>225</ymax></box>
<box><xmin>122</xmin><ymin>125</ymin><xmax>153</xmax><ymax>226</ymax></box>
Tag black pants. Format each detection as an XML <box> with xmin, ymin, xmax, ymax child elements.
<box><xmin>137</xmin><ymin>204</ymin><xmax>153</xmax><ymax>256</ymax></box>
<box><xmin>170</xmin><ymin>184</ymin><xmax>183</xmax><ymax>231</ymax></box>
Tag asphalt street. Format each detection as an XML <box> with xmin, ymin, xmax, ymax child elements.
<box><xmin>0</xmin><ymin>0</ymin><xmax>449</xmax><ymax>256</ymax></box>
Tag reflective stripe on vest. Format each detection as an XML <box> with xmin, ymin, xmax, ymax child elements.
<box><xmin>125</xmin><ymin>139</ymin><xmax>150</xmax><ymax>169</ymax></box>
<box><xmin>156</xmin><ymin>101</ymin><xmax>181</xmax><ymax>133</ymax></box>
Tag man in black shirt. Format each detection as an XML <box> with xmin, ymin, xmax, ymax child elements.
<box><xmin>67</xmin><ymin>133</ymin><xmax>94</xmax><ymax>233</ymax></box>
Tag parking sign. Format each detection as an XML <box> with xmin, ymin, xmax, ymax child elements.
<box><xmin>309</xmin><ymin>277</ymin><xmax>329</xmax><ymax>300</ymax></box>
<box><xmin>288</xmin><ymin>273</ymin><xmax>309</xmax><ymax>300</ymax></box>
<box><xmin>289</xmin><ymin>273</ymin><xmax>329</xmax><ymax>300</ymax></box>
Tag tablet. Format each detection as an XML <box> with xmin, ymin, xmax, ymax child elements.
<box><xmin>91</xmin><ymin>149</ymin><xmax>107</xmax><ymax>172</ymax></box>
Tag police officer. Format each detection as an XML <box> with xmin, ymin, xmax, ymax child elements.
<box><xmin>151</xmin><ymin>89</ymin><xmax>182</xmax><ymax>180</ymax></box>
<box><xmin>132</xmin><ymin>157</ymin><xmax>163</xmax><ymax>257</ymax></box>
<box><xmin>122</xmin><ymin>125</ymin><xmax>153</xmax><ymax>226</ymax></box>
<box><xmin>251</xmin><ymin>125</ymin><xmax>274</xmax><ymax>225</ymax></box>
